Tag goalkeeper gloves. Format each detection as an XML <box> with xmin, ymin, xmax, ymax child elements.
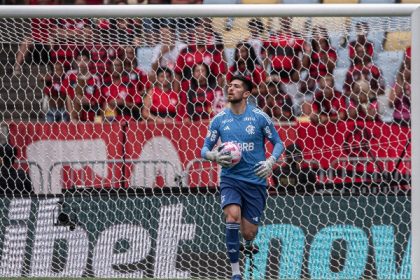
<box><xmin>206</xmin><ymin>150</ymin><xmax>233</xmax><ymax>167</ymax></box>
<box><xmin>254</xmin><ymin>156</ymin><xmax>276</xmax><ymax>178</ymax></box>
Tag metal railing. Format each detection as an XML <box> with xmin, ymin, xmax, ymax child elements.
<box><xmin>182</xmin><ymin>158</ymin><xmax>219</xmax><ymax>188</ymax></box>
<box><xmin>16</xmin><ymin>160</ymin><xmax>44</xmax><ymax>190</ymax></box>
<box><xmin>47</xmin><ymin>159</ymin><xmax>178</xmax><ymax>191</ymax></box>
<box><xmin>328</xmin><ymin>157</ymin><xmax>411</xmax><ymax>182</ymax></box>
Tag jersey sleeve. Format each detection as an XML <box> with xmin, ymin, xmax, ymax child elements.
<box><xmin>200</xmin><ymin>115</ymin><xmax>221</xmax><ymax>159</ymax></box>
<box><xmin>260</xmin><ymin>112</ymin><xmax>284</xmax><ymax>160</ymax></box>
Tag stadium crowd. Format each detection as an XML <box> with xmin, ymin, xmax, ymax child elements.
<box><xmin>12</xmin><ymin>0</ymin><xmax>411</xmax><ymax>127</ymax></box>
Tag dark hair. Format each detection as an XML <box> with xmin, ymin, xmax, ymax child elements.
<box><xmin>0</xmin><ymin>144</ymin><xmax>15</xmax><ymax>168</ymax></box>
<box><xmin>190</xmin><ymin>63</ymin><xmax>216</xmax><ymax>90</ymax></box>
<box><xmin>230</xmin><ymin>75</ymin><xmax>253</xmax><ymax>92</ymax></box>
<box><xmin>248</xmin><ymin>18</ymin><xmax>264</xmax><ymax>34</ymax></box>
<box><xmin>233</xmin><ymin>42</ymin><xmax>261</xmax><ymax>73</ymax></box>
<box><xmin>156</xmin><ymin>67</ymin><xmax>172</xmax><ymax>77</ymax></box>
<box><xmin>159</xmin><ymin>19</ymin><xmax>177</xmax><ymax>32</ymax></box>
<box><xmin>77</xmin><ymin>50</ymin><xmax>91</xmax><ymax>60</ymax></box>
<box><xmin>355</xmin><ymin>21</ymin><xmax>369</xmax><ymax>31</ymax></box>
<box><xmin>177</xmin><ymin>17</ymin><xmax>200</xmax><ymax>31</ymax></box>
<box><xmin>311</xmin><ymin>26</ymin><xmax>331</xmax><ymax>52</ymax></box>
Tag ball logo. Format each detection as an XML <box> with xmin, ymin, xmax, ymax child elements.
<box><xmin>219</xmin><ymin>142</ymin><xmax>241</xmax><ymax>167</ymax></box>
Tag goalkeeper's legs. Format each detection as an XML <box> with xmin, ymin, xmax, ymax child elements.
<box><xmin>224</xmin><ymin>204</ymin><xmax>242</xmax><ymax>280</ymax></box>
<box><xmin>240</xmin><ymin>218</ymin><xmax>259</xmax><ymax>279</ymax></box>
<box><xmin>241</xmin><ymin>219</ymin><xmax>259</xmax><ymax>256</ymax></box>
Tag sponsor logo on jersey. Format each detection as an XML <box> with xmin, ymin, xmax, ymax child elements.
<box><xmin>221</xmin><ymin>118</ymin><xmax>233</xmax><ymax>124</ymax></box>
<box><xmin>264</xmin><ymin>126</ymin><xmax>272</xmax><ymax>139</ymax></box>
<box><xmin>235</xmin><ymin>142</ymin><xmax>254</xmax><ymax>152</ymax></box>
<box><xmin>210</xmin><ymin>130</ymin><xmax>218</xmax><ymax>141</ymax></box>
<box><xmin>244</xmin><ymin>117</ymin><xmax>256</xmax><ymax>121</ymax></box>
<box><xmin>223</xmin><ymin>126</ymin><xmax>230</xmax><ymax>131</ymax></box>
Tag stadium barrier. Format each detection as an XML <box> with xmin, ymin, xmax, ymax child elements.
<box><xmin>0</xmin><ymin>194</ymin><xmax>410</xmax><ymax>279</ymax></box>
<box><xmin>8</xmin><ymin>121</ymin><xmax>411</xmax><ymax>193</ymax></box>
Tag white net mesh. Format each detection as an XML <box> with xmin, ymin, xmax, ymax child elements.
<box><xmin>0</xmin><ymin>15</ymin><xmax>412</xmax><ymax>279</ymax></box>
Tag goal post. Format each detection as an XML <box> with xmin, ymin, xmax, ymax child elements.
<box><xmin>0</xmin><ymin>4</ymin><xmax>418</xmax><ymax>279</ymax></box>
<box><xmin>411</xmin><ymin>6</ymin><xmax>420</xmax><ymax>280</ymax></box>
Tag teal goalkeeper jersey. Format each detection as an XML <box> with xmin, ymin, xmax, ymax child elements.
<box><xmin>201</xmin><ymin>105</ymin><xmax>284</xmax><ymax>186</ymax></box>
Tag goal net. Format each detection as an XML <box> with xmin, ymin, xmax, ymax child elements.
<box><xmin>0</xmin><ymin>8</ymin><xmax>413</xmax><ymax>279</ymax></box>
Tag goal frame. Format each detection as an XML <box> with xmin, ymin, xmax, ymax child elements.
<box><xmin>0</xmin><ymin>3</ymin><xmax>418</xmax><ymax>279</ymax></box>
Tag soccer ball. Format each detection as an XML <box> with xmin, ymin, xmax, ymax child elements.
<box><xmin>218</xmin><ymin>142</ymin><xmax>242</xmax><ymax>167</ymax></box>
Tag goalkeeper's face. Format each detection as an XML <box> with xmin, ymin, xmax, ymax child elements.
<box><xmin>227</xmin><ymin>80</ymin><xmax>250</xmax><ymax>104</ymax></box>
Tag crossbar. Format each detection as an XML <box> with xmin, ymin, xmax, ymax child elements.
<box><xmin>0</xmin><ymin>4</ymin><xmax>418</xmax><ymax>18</ymax></box>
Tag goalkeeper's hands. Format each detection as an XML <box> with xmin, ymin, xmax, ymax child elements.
<box><xmin>206</xmin><ymin>150</ymin><xmax>233</xmax><ymax>167</ymax></box>
<box><xmin>254</xmin><ymin>156</ymin><xmax>276</xmax><ymax>178</ymax></box>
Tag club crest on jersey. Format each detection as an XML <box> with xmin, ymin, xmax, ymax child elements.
<box><xmin>246</xmin><ymin>125</ymin><xmax>255</xmax><ymax>135</ymax></box>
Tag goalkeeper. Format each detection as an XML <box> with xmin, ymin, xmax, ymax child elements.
<box><xmin>201</xmin><ymin>76</ymin><xmax>284</xmax><ymax>280</ymax></box>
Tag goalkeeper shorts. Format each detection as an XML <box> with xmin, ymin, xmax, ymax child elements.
<box><xmin>220</xmin><ymin>176</ymin><xmax>267</xmax><ymax>225</ymax></box>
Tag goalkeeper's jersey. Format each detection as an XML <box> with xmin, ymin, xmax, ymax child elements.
<box><xmin>201</xmin><ymin>105</ymin><xmax>284</xmax><ymax>186</ymax></box>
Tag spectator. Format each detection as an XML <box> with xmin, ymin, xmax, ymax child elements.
<box><xmin>43</xmin><ymin>62</ymin><xmax>70</xmax><ymax>122</ymax></box>
<box><xmin>203</xmin><ymin>17</ymin><xmax>228</xmax><ymax>87</ymax></box>
<box><xmin>310</xmin><ymin>74</ymin><xmax>347</xmax><ymax>124</ymax></box>
<box><xmin>121</xmin><ymin>46</ymin><xmax>150</xmax><ymax>96</ymax></box>
<box><xmin>49</xmin><ymin>17</ymin><xmax>94</xmax><ymax>73</ymax></box>
<box><xmin>148</xmin><ymin>0</ymin><xmax>170</xmax><ymax>3</ymax></box>
<box><xmin>180</xmin><ymin>63</ymin><xmax>225</xmax><ymax>122</ymax></box>
<box><xmin>299</xmin><ymin>26</ymin><xmax>338</xmax><ymax>118</ymax></box>
<box><xmin>247</xmin><ymin>18</ymin><xmax>266</xmax><ymax>65</ymax></box>
<box><xmin>23</xmin><ymin>0</ymin><xmax>59</xmax><ymax>4</ymax></box>
<box><xmin>150</xmin><ymin>24</ymin><xmax>187</xmax><ymax>82</ymax></box>
<box><xmin>389</xmin><ymin>48</ymin><xmax>411</xmax><ymax>126</ymax></box>
<box><xmin>349</xmin><ymin>22</ymin><xmax>374</xmax><ymax>64</ymax></box>
<box><xmin>143</xmin><ymin>67</ymin><xmax>179</xmax><ymax>122</ymax></box>
<box><xmin>226</xmin><ymin>42</ymin><xmax>267</xmax><ymax>103</ymax></box>
<box><xmin>263</xmin><ymin>17</ymin><xmax>304</xmax><ymax>84</ymax></box>
<box><xmin>343</xmin><ymin>43</ymin><xmax>384</xmax><ymax>97</ymax></box>
<box><xmin>109</xmin><ymin>17</ymin><xmax>141</xmax><ymax>44</ymax></box>
<box><xmin>88</xmin><ymin>43</ymin><xmax>119</xmax><ymax>77</ymax></box>
<box><xmin>13</xmin><ymin>4</ymin><xmax>55</xmax><ymax>76</ymax></box>
<box><xmin>302</xmin><ymin>26</ymin><xmax>337</xmax><ymax>81</ymax></box>
<box><xmin>263</xmin><ymin>81</ymin><xmax>294</xmax><ymax>122</ymax></box>
<box><xmin>405</xmin><ymin>46</ymin><xmax>411</xmax><ymax>68</ymax></box>
<box><xmin>83</xmin><ymin>22</ymin><xmax>120</xmax><ymax>78</ymax></box>
<box><xmin>101</xmin><ymin>58</ymin><xmax>141</xmax><ymax>121</ymax></box>
<box><xmin>171</xmin><ymin>0</ymin><xmax>202</xmax><ymax>3</ymax></box>
<box><xmin>140</xmin><ymin>18</ymin><xmax>175</xmax><ymax>46</ymax></box>
<box><xmin>0</xmin><ymin>144</ymin><xmax>32</xmax><ymax>195</ymax></box>
<box><xmin>272</xmin><ymin>143</ymin><xmax>317</xmax><ymax>194</ymax></box>
<box><xmin>65</xmin><ymin>53</ymin><xmax>103</xmax><ymax>122</ymax></box>
<box><xmin>174</xmin><ymin>18</ymin><xmax>227</xmax><ymax>92</ymax></box>
<box><xmin>348</xmin><ymin>79</ymin><xmax>380</xmax><ymax>122</ymax></box>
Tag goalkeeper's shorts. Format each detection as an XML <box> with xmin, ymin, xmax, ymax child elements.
<box><xmin>220</xmin><ymin>176</ymin><xmax>267</xmax><ymax>225</ymax></box>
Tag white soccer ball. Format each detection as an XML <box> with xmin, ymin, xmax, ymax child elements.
<box><xmin>218</xmin><ymin>142</ymin><xmax>242</xmax><ymax>167</ymax></box>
